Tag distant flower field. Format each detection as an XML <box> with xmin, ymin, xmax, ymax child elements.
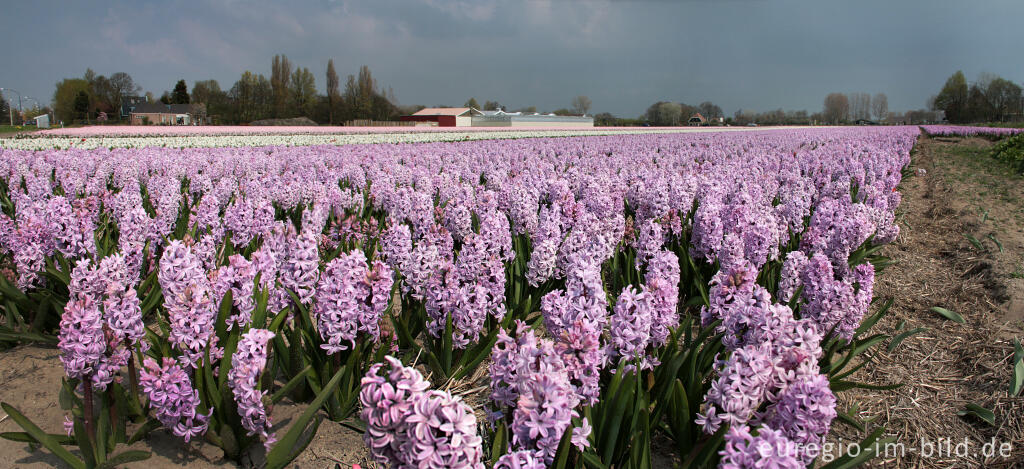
<box><xmin>0</xmin><ymin>126</ymin><xmax>919</xmax><ymax>468</ymax></box>
<box><xmin>3</xmin><ymin>125</ymin><xmax>807</xmax><ymax>150</ymax></box>
<box><xmin>921</xmin><ymin>125</ymin><xmax>1024</xmax><ymax>137</ymax></box>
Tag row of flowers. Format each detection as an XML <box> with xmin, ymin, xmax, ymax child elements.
<box><xmin>920</xmin><ymin>125</ymin><xmax>1024</xmax><ymax>138</ymax></box>
<box><xmin>2</xmin><ymin>126</ymin><xmax>799</xmax><ymax>150</ymax></box>
<box><xmin>33</xmin><ymin>125</ymin><xmax>748</xmax><ymax>138</ymax></box>
<box><xmin>0</xmin><ymin>127</ymin><xmax>915</xmax><ymax>468</ymax></box>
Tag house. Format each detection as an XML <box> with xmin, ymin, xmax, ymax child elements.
<box><xmin>120</xmin><ymin>96</ymin><xmax>148</xmax><ymax>120</ymax></box>
<box><xmin>399</xmin><ymin>107</ymin><xmax>481</xmax><ymax>127</ymax></box>
<box><xmin>129</xmin><ymin>102</ymin><xmax>205</xmax><ymax>125</ymax></box>
<box><xmin>688</xmin><ymin>113</ymin><xmax>706</xmax><ymax>126</ymax></box>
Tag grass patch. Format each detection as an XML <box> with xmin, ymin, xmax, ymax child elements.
<box><xmin>0</xmin><ymin>124</ymin><xmax>38</xmax><ymax>136</ymax></box>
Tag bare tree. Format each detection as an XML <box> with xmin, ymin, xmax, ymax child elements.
<box><xmin>571</xmin><ymin>95</ymin><xmax>592</xmax><ymax>115</ymax></box>
<box><xmin>983</xmin><ymin>76</ymin><xmax>1022</xmax><ymax>121</ymax></box>
<box><xmin>107</xmin><ymin>72</ymin><xmax>140</xmax><ymax>120</ymax></box>
<box><xmin>871</xmin><ymin>93</ymin><xmax>888</xmax><ymax>121</ymax></box>
<box><xmin>698</xmin><ymin>101</ymin><xmax>723</xmax><ymax>119</ymax></box>
<box><xmin>271</xmin><ymin>54</ymin><xmax>292</xmax><ymax>117</ymax></box>
<box><xmin>823</xmin><ymin>93</ymin><xmax>849</xmax><ymax>124</ymax></box>
<box><xmin>646</xmin><ymin>101</ymin><xmax>682</xmax><ymax>125</ymax></box>
<box><xmin>326</xmin><ymin>59</ymin><xmax>339</xmax><ymax>124</ymax></box>
<box><xmin>847</xmin><ymin>92</ymin><xmax>870</xmax><ymax>121</ymax></box>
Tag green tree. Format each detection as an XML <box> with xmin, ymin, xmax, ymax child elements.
<box><xmin>53</xmin><ymin>78</ymin><xmax>92</xmax><ymax>123</ymax></box>
<box><xmin>464</xmin><ymin>97</ymin><xmax>479</xmax><ymax>109</ymax></box>
<box><xmin>73</xmin><ymin>90</ymin><xmax>91</xmax><ymax>123</ymax></box>
<box><xmin>934</xmin><ymin>70</ymin><xmax>968</xmax><ymax>123</ymax></box>
<box><xmin>192</xmin><ymin>80</ymin><xmax>227</xmax><ymax>123</ymax></box>
<box><xmin>171</xmin><ymin>80</ymin><xmax>190</xmax><ymax>104</ymax></box>
<box><xmin>89</xmin><ymin>74</ymin><xmax>115</xmax><ymax>114</ymax></box>
<box><xmin>326</xmin><ymin>59</ymin><xmax>340</xmax><ymax>124</ymax></box>
<box><xmin>483</xmin><ymin>100</ymin><xmax>501</xmax><ymax>111</ymax></box>
<box><xmin>966</xmin><ymin>84</ymin><xmax>992</xmax><ymax>122</ymax></box>
<box><xmin>229</xmin><ymin>71</ymin><xmax>273</xmax><ymax>123</ymax></box>
<box><xmin>289</xmin><ymin>67</ymin><xmax>317</xmax><ymax>119</ymax></box>
<box><xmin>229</xmin><ymin>73</ymin><xmax>256</xmax><ymax>123</ymax></box>
<box><xmin>191</xmin><ymin>80</ymin><xmax>221</xmax><ymax>105</ymax></box>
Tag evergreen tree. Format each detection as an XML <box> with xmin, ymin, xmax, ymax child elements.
<box><xmin>171</xmin><ymin>80</ymin><xmax>190</xmax><ymax>104</ymax></box>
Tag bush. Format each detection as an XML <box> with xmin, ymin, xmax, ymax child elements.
<box><xmin>991</xmin><ymin>133</ymin><xmax>1024</xmax><ymax>173</ymax></box>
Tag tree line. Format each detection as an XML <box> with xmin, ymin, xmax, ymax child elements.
<box><xmin>932</xmin><ymin>70</ymin><xmax>1023</xmax><ymax>124</ymax></box>
<box><xmin>36</xmin><ymin>62</ymin><xmax>1023</xmax><ymax>127</ymax></box>
<box><xmin>48</xmin><ymin>55</ymin><xmax>403</xmax><ymax>125</ymax></box>
<box><xmin>174</xmin><ymin>56</ymin><xmax>400</xmax><ymax>125</ymax></box>
<box><xmin>639</xmin><ymin>101</ymin><xmax>724</xmax><ymax>126</ymax></box>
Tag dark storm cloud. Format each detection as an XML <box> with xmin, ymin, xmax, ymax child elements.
<box><xmin>2</xmin><ymin>0</ymin><xmax>1022</xmax><ymax>117</ymax></box>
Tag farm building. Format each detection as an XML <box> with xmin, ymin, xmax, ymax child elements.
<box><xmin>472</xmin><ymin>109</ymin><xmax>594</xmax><ymax>128</ymax></box>
<box><xmin>400</xmin><ymin>107</ymin><xmax>481</xmax><ymax>127</ymax></box>
<box><xmin>688</xmin><ymin>113</ymin><xmax>706</xmax><ymax>126</ymax></box>
<box><xmin>129</xmin><ymin>102</ymin><xmax>206</xmax><ymax>125</ymax></box>
<box><xmin>400</xmin><ymin>107</ymin><xmax>594</xmax><ymax>127</ymax></box>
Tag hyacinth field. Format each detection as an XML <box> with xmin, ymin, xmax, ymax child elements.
<box><xmin>0</xmin><ymin>126</ymin><xmax>922</xmax><ymax>468</ymax></box>
<box><xmin>920</xmin><ymin>125</ymin><xmax>1024</xmax><ymax>138</ymax></box>
<box><xmin>0</xmin><ymin>126</ymin><xmax>787</xmax><ymax>151</ymax></box>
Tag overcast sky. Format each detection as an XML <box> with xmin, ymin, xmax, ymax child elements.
<box><xmin>2</xmin><ymin>0</ymin><xmax>1022</xmax><ymax>117</ymax></box>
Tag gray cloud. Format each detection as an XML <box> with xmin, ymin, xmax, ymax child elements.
<box><xmin>2</xmin><ymin>0</ymin><xmax>1022</xmax><ymax>117</ymax></box>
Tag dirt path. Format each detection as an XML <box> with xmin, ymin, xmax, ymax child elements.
<box><xmin>831</xmin><ymin>136</ymin><xmax>1024</xmax><ymax>468</ymax></box>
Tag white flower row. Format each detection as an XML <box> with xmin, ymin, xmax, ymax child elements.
<box><xmin>0</xmin><ymin>126</ymin><xmax>818</xmax><ymax>151</ymax></box>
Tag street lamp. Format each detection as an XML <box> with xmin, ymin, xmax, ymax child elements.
<box><xmin>0</xmin><ymin>87</ymin><xmax>23</xmax><ymax>126</ymax></box>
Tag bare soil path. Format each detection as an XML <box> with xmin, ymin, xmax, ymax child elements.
<box><xmin>831</xmin><ymin>136</ymin><xmax>1024</xmax><ymax>468</ymax></box>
